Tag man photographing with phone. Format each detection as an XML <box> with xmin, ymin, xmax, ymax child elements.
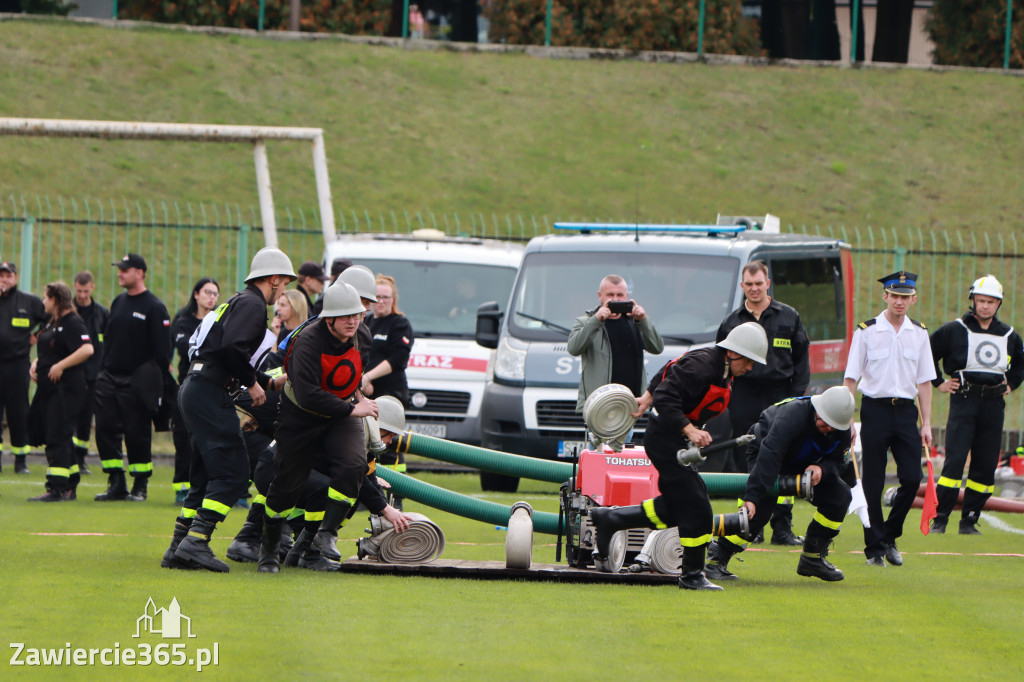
<box><xmin>568</xmin><ymin>274</ymin><xmax>664</xmax><ymax>417</ymax></box>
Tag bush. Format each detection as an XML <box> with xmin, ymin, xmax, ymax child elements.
<box><xmin>119</xmin><ymin>0</ymin><xmax>392</xmax><ymax>34</ymax></box>
<box><xmin>486</xmin><ymin>0</ymin><xmax>761</xmax><ymax>55</ymax></box>
<box><xmin>926</xmin><ymin>0</ymin><xmax>1023</xmax><ymax>68</ymax></box>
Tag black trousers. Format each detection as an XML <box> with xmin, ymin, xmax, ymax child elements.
<box><xmin>937</xmin><ymin>392</ymin><xmax>1004</xmax><ymax>521</ymax></box>
<box><xmin>264</xmin><ymin>401</ymin><xmax>366</xmax><ymax>518</ymax></box>
<box><xmin>860</xmin><ymin>398</ymin><xmax>922</xmax><ymax>555</ymax></box>
<box><xmin>170</xmin><ymin>390</ymin><xmax>192</xmax><ymax>488</ymax></box>
<box><xmin>73</xmin><ymin>378</ymin><xmax>97</xmax><ymax>452</ymax></box>
<box><xmin>642</xmin><ymin>424</ymin><xmax>713</xmax><ymax>548</ymax></box>
<box><xmin>93</xmin><ymin>370</ymin><xmax>154</xmax><ymax>477</ymax></box>
<box><xmin>748</xmin><ymin>468</ymin><xmax>851</xmax><ymax>540</ymax></box>
<box><xmin>0</xmin><ymin>358</ymin><xmax>31</xmax><ymax>451</ymax></box>
<box><xmin>178</xmin><ymin>375</ymin><xmax>250</xmax><ymax>522</ymax></box>
<box><xmin>29</xmin><ymin>376</ymin><xmax>87</xmax><ymax>492</ymax></box>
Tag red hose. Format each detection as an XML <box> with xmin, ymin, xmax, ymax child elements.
<box><xmin>908</xmin><ymin>489</ymin><xmax>1024</xmax><ymax>513</ymax></box>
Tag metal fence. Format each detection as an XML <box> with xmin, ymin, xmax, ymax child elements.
<box><xmin>2</xmin><ymin>194</ymin><xmax>1021</xmax><ymax>446</ymax></box>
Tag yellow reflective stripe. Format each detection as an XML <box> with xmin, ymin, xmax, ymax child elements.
<box><xmin>11</xmin><ymin>317</ymin><xmax>29</xmax><ymax>327</ymax></box>
<box><xmin>777</xmin><ymin>496</ymin><xmax>794</xmax><ymax>504</ymax></box>
<box><xmin>937</xmin><ymin>476</ymin><xmax>960</xmax><ymax>489</ymax></box>
<box><xmin>642</xmin><ymin>499</ymin><xmax>668</xmax><ymax>530</ymax></box>
<box><xmin>287</xmin><ymin>508</ymin><xmax>305</xmax><ymax>520</ymax></box>
<box><xmin>46</xmin><ymin>467</ymin><xmax>71</xmax><ymax>478</ymax></box>
<box><xmin>812</xmin><ymin>510</ymin><xmax>843</xmax><ymax>530</ymax></box>
<box><xmin>172</xmin><ymin>482</ymin><xmax>190</xmax><ymax>492</ymax></box>
<box><xmin>188</xmin><ymin>530</ymin><xmax>210</xmax><ymax>541</ymax></box>
<box><xmin>128</xmin><ymin>462</ymin><xmax>153</xmax><ymax>474</ymax></box>
<box><xmin>304</xmin><ymin>510</ymin><xmax>325</xmax><ymax>522</ymax></box>
<box><xmin>327</xmin><ymin>488</ymin><xmax>356</xmax><ymax>505</ymax></box>
<box><xmin>252</xmin><ymin>494</ymin><xmax>267</xmax><ymax>506</ymax></box>
<box><xmin>69</xmin><ymin>464</ymin><xmax>80</xmax><ymax>475</ymax></box>
<box><xmin>723</xmin><ymin>535</ymin><xmax>749</xmax><ymax>548</ymax></box>
<box><xmin>265</xmin><ymin>367</ymin><xmax>284</xmax><ymax>378</ymax></box>
<box><xmin>11</xmin><ymin>445</ymin><xmax>32</xmax><ymax>454</ymax></box>
<box><xmin>181</xmin><ymin>507</ymin><xmax>198</xmax><ymax>519</ymax></box>
<box><xmin>101</xmin><ymin>459</ymin><xmax>124</xmax><ymax>470</ymax></box>
<box><xmin>384</xmin><ymin>462</ymin><xmax>408</xmax><ymax>473</ymax></box>
<box><xmin>72</xmin><ymin>436</ymin><xmax>90</xmax><ymax>448</ymax></box>
<box><xmin>211</xmin><ymin>302</ymin><xmax>229</xmax><ymax>321</ymax></box>
<box><xmin>773</xmin><ymin>338</ymin><xmax>791</xmax><ymax>348</ymax></box>
<box><xmin>98</xmin><ymin>334</ymin><xmax>104</xmax><ymax>342</ymax></box>
<box><xmin>965</xmin><ymin>479</ymin><xmax>994</xmax><ymax>494</ymax></box>
<box><xmin>679</xmin><ymin>534</ymin><xmax>712</xmax><ymax>548</ymax></box>
<box><xmin>264</xmin><ymin>505</ymin><xmax>294</xmax><ymax>519</ymax></box>
<box><xmin>201</xmin><ymin>498</ymin><xmax>232</xmax><ymax>517</ymax></box>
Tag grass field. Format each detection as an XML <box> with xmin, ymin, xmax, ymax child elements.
<box><xmin>1</xmin><ymin>18</ymin><xmax>1023</xmax><ymax>234</ymax></box>
<box><xmin>2</xmin><ymin>459</ymin><xmax>1022</xmax><ymax>680</ymax></box>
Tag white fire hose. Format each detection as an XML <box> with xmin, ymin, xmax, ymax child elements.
<box><xmin>505</xmin><ymin>501</ymin><xmax>534</xmax><ymax>569</ymax></box>
<box><xmin>357</xmin><ymin>512</ymin><xmax>445</xmax><ymax>564</ymax></box>
<box><xmin>635</xmin><ymin>529</ymin><xmax>682</xmax><ymax>575</ymax></box>
<box><xmin>582</xmin><ymin>384</ymin><xmax>638</xmax><ymax>453</ymax></box>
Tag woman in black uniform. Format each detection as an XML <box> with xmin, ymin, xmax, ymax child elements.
<box><xmin>169</xmin><ymin>278</ymin><xmax>220</xmax><ymax>503</ymax></box>
<box><xmin>27</xmin><ymin>282</ymin><xmax>94</xmax><ymax>501</ymax></box>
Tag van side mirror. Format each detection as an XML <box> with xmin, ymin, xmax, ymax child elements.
<box><xmin>476</xmin><ymin>301</ymin><xmax>502</xmax><ymax>349</ymax></box>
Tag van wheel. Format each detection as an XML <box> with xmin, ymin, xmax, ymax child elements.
<box><xmin>480</xmin><ymin>472</ymin><xmax>520</xmax><ymax>492</ymax></box>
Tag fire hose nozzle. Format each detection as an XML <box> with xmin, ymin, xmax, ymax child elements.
<box><xmin>712</xmin><ymin>506</ymin><xmax>750</xmax><ymax>540</ymax></box>
<box><xmin>777</xmin><ymin>470</ymin><xmax>815</xmax><ymax>502</ymax></box>
<box><xmin>676</xmin><ymin>433</ymin><xmax>756</xmax><ymax>467</ymax></box>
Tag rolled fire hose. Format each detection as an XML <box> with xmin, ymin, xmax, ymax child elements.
<box><xmin>644</xmin><ymin>529</ymin><xmax>682</xmax><ymax>575</ymax></box>
<box><xmin>582</xmin><ymin>384</ymin><xmax>638</xmax><ymax>453</ymax></box>
<box><xmin>357</xmin><ymin>512</ymin><xmax>445</xmax><ymax>564</ymax></box>
<box><xmin>395</xmin><ymin>431</ymin><xmax>796</xmax><ymax>498</ymax></box>
<box><xmin>505</xmin><ymin>501</ymin><xmax>534</xmax><ymax>569</ymax></box>
<box><xmin>904</xmin><ymin>486</ymin><xmax>1024</xmax><ymax>513</ymax></box>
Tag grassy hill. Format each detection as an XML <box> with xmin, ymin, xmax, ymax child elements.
<box><xmin>1</xmin><ymin>18</ymin><xmax>1023</xmax><ymax>234</ymax></box>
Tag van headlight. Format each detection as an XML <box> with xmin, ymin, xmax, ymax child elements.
<box><xmin>494</xmin><ymin>336</ymin><xmax>526</xmax><ymax>382</ymax></box>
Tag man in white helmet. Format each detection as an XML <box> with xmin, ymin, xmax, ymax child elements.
<box><xmin>258</xmin><ymin>281</ymin><xmax>381</xmax><ymax>573</ymax></box>
<box><xmin>705</xmin><ymin>386</ymin><xmax>855</xmax><ymax>583</ymax></box>
<box><xmin>590</xmin><ymin>321</ymin><xmax>767</xmax><ymax>591</ymax></box>
<box><xmin>844</xmin><ymin>271</ymin><xmax>935</xmax><ymax>567</ymax></box>
<box><xmin>928</xmin><ymin>275</ymin><xmax>1024</xmax><ymax>534</ymax></box>
<box><xmin>162</xmin><ymin>246</ymin><xmax>297</xmax><ymax>573</ymax></box>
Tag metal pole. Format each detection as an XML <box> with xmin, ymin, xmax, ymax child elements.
<box><xmin>20</xmin><ymin>217</ymin><xmax>34</xmax><ymax>294</ymax></box>
<box><xmin>851</xmin><ymin>0</ymin><xmax>860</xmax><ymax>63</ymax></box>
<box><xmin>112</xmin><ymin>0</ymin><xmax>118</xmax><ymax>20</ymax></box>
<box><xmin>236</xmin><ymin>225</ymin><xmax>251</xmax><ymax>288</ymax></box>
<box><xmin>259</xmin><ymin>0</ymin><xmax>266</xmax><ymax>32</ymax></box>
<box><xmin>698</xmin><ymin>0</ymin><xmax>706</xmax><ymax>57</ymax></box>
<box><xmin>403</xmin><ymin>0</ymin><xmax>409</xmax><ymax>38</ymax></box>
<box><xmin>1006</xmin><ymin>0</ymin><xmax>1014</xmax><ymax>70</ymax></box>
<box><xmin>545</xmin><ymin>0</ymin><xmax>552</xmax><ymax>47</ymax></box>
<box><xmin>253</xmin><ymin>140</ymin><xmax>278</xmax><ymax>248</ymax></box>
<box><xmin>311</xmin><ymin>132</ymin><xmax>338</xmax><ymax>246</ymax></box>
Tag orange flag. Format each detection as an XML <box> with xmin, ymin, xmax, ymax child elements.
<box><xmin>921</xmin><ymin>456</ymin><xmax>938</xmax><ymax>534</ymax></box>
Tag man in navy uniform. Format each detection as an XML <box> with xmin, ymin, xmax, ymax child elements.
<box><xmin>844</xmin><ymin>271</ymin><xmax>935</xmax><ymax>567</ymax></box>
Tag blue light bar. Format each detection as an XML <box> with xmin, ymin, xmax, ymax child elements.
<box><xmin>553</xmin><ymin>222</ymin><xmax>746</xmax><ymax>234</ymax></box>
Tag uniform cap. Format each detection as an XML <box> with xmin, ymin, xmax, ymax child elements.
<box><xmin>298</xmin><ymin>261</ymin><xmax>329</xmax><ymax>282</ymax></box>
<box><xmin>113</xmin><ymin>253</ymin><xmax>147</xmax><ymax>272</ymax></box>
<box><xmin>878</xmin><ymin>271</ymin><xmax>917</xmax><ymax>295</ymax></box>
<box><xmin>0</xmin><ymin>261</ymin><xmax>16</xmax><ymax>274</ymax></box>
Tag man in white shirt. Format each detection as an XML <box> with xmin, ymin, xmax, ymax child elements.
<box><xmin>844</xmin><ymin>271</ymin><xmax>935</xmax><ymax>567</ymax></box>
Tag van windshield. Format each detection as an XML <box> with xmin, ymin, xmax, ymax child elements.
<box><xmin>354</xmin><ymin>260</ymin><xmax>518</xmax><ymax>338</ymax></box>
<box><xmin>509</xmin><ymin>252</ymin><xmax>739</xmax><ymax>343</ymax></box>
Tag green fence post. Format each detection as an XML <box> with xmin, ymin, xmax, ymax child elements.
<box><xmin>698</xmin><ymin>0</ymin><xmax>706</xmax><ymax>57</ymax></box>
<box><xmin>403</xmin><ymin>0</ymin><xmax>410</xmax><ymax>38</ymax></box>
<box><xmin>237</xmin><ymin>225</ymin><xmax>251</xmax><ymax>288</ymax></box>
<box><xmin>1006</xmin><ymin>0</ymin><xmax>1014</xmax><ymax>70</ymax></box>
<box><xmin>851</xmin><ymin>0</ymin><xmax>861</xmax><ymax>63</ymax></box>
<box><xmin>20</xmin><ymin>217</ymin><xmax>34</xmax><ymax>294</ymax></box>
<box><xmin>545</xmin><ymin>0</ymin><xmax>552</xmax><ymax>47</ymax></box>
<box><xmin>112</xmin><ymin>0</ymin><xmax>117</xmax><ymax>19</ymax></box>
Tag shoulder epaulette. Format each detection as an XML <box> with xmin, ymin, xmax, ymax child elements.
<box><xmin>911</xmin><ymin>318</ymin><xmax>927</xmax><ymax>330</ymax></box>
<box><xmin>858</xmin><ymin>319</ymin><xmax>877</xmax><ymax>330</ymax></box>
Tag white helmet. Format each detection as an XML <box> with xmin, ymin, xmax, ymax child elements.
<box><xmin>376</xmin><ymin>395</ymin><xmax>406</xmax><ymax>434</ymax></box>
<box><xmin>338</xmin><ymin>265</ymin><xmax>378</xmax><ymax>302</ymax></box>
<box><xmin>320</xmin><ymin>281</ymin><xmax>364</xmax><ymax>317</ymax></box>
<box><xmin>244</xmin><ymin>247</ymin><xmax>297</xmax><ymax>283</ymax></box>
<box><xmin>969</xmin><ymin>275</ymin><xmax>1003</xmax><ymax>301</ymax></box>
<box><xmin>810</xmin><ymin>386</ymin><xmax>855</xmax><ymax>431</ymax></box>
<box><xmin>717</xmin><ymin>322</ymin><xmax>768</xmax><ymax>365</ymax></box>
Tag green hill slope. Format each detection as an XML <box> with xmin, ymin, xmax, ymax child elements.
<box><xmin>1</xmin><ymin>18</ymin><xmax>1022</xmax><ymax>233</ymax></box>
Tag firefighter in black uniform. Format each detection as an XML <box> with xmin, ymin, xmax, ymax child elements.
<box><xmin>93</xmin><ymin>254</ymin><xmax>172</xmax><ymax>502</ymax></box>
<box><xmin>590</xmin><ymin>322</ymin><xmax>769</xmax><ymax>591</ymax></box>
<box><xmin>716</xmin><ymin>260</ymin><xmax>810</xmax><ymax>546</ymax></box>
<box><xmin>929</xmin><ymin>275</ymin><xmax>1024</xmax><ymax>534</ymax></box>
<box><xmin>258</xmin><ymin>281</ymin><xmax>381</xmax><ymax>573</ymax></box>
<box><xmin>0</xmin><ymin>260</ymin><xmax>47</xmax><ymax>474</ymax></box>
<box><xmin>704</xmin><ymin>387</ymin><xmax>855</xmax><ymax>582</ymax></box>
<box><xmin>160</xmin><ymin>247</ymin><xmax>296</xmax><ymax>572</ymax></box>
<box><xmin>71</xmin><ymin>272</ymin><xmax>109</xmax><ymax>476</ymax></box>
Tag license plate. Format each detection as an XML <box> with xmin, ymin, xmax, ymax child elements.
<box><xmin>407</xmin><ymin>423</ymin><xmax>447</xmax><ymax>438</ymax></box>
<box><xmin>558</xmin><ymin>440</ymin><xmax>588</xmax><ymax>458</ymax></box>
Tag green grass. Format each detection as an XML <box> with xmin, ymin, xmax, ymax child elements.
<box><xmin>1</xmin><ymin>18</ymin><xmax>1023</xmax><ymax>234</ymax></box>
<box><xmin>2</xmin><ymin>461</ymin><xmax>1023</xmax><ymax>679</ymax></box>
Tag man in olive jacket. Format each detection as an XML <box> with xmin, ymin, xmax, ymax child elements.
<box><xmin>568</xmin><ymin>274</ymin><xmax>664</xmax><ymax>413</ymax></box>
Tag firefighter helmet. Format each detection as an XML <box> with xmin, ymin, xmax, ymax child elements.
<box><xmin>244</xmin><ymin>247</ymin><xmax>297</xmax><ymax>283</ymax></box>
<box><xmin>338</xmin><ymin>265</ymin><xmax>378</xmax><ymax>302</ymax></box>
<box><xmin>969</xmin><ymin>275</ymin><xmax>1003</xmax><ymax>301</ymax></box>
<box><xmin>320</xmin><ymin>282</ymin><xmax>365</xmax><ymax>317</ymax></box>
<box><xmin>716</xmin><ymin>322</ymin><xmax>768</xmax><ymax>365</ymax></box>
<box><xmin>810</xmin><ymin>386</ymin><xmax>855</xmax><ymax>431</ymax></box>
<box><xmin>376</xmin><ymin>395</ymin><xmax>407</xmax><ymax>434</ymax></box>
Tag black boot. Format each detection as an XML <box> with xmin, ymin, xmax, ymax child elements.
<box><xmin>589</xmin><ymin>505</ymin><xmax>652</xmax><ymax>572</ymax></box>
<box><xmin>126</xmin><ymin>476</ymin><xmax>148</xmax><ymax>502</ymax></box>
<box><xmin>94</xmin><ymin>470</ymin><xmax>129</xmax><ymax>501</ymax></box>
<box><xmin>678</xmin><ymin>545</ymin><xmax>723</xmax><ymax>591</ymax></box>
<box><xmin>28</xmin><ymin>487</ymin><xmax>66</xmax><ymax>502</ymax></box>
<box><xmin>161</xmin><ymin>517</ymin><xmax>200</xmax><ymax>569</ymax></box>
<box><xmin>285</xmin><ymin>528</ymin><xmax>313</xmax><ymax>567</ymax></box>
<box><xmin>959</xmin><ymin>510</ymin><xmax>982</xmax><ymax>535</ymax></box>
<box><xmin>298</xmin><ymin>544</ymin><xmax>341</xmax><ymax>572</ymax></box>
<box><xmin>704</xmin><ymin>539</ymin><xmax>741</xmax><ymax>581</ymax></box>
<box><xmin>930</xmin><ymin>513</ymin><xmax>948</xmax><ymax>534</ymax></box>
<box><xmin>770</xmin><ymin>503</ymin><xmax>803</xmax><ymax>546</ymax></box>
<box><xmin>258</xmin><ymin>517</ymin><xmax>284</xmax><ymax>573</ymax></box>
<box><xmin>226</xmin><ymin>521</ymin><xmax>262</xmax><ymax>563</ymax></box>
<box><xmin>174</xmin><ymin>516</ymin><xmax>230</xmax><ymax>573</ymax></box>
<box><xmin>279</xmin><ymin>521</ymin><xmax>295</xmax><ymax>563</ymax></box>
<box><xmin>14</xmin><ymin>454</ymin><xmax>30</xmax><ymax>474</ymax></box>
<box><xmin>313</xmin><ymin>500</ymin><xmax>353</xmax><ymax>562</ymax></box>
<box><xmin>797</xmin><ymin>535</ymin><xmax>844</xmax><ymax>581</ymax></box>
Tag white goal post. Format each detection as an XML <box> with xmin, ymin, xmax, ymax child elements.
<box><xmin>0</xmin><ymin>117</ymin><xmax>338</xmax><ymax>248</ymax></box>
